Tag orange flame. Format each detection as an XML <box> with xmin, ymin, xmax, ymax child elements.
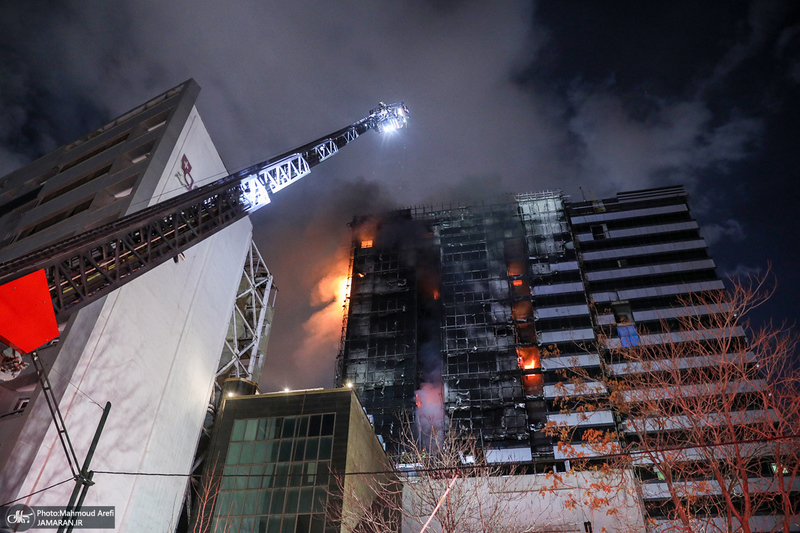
<box><xmin>293</xmin><ymin>254</ymin><xmax>351</xmax><ymax>363</ymax></box>
<box><xmin>517</xmin><ymin>346</ymin><xmax>540</xmax><ymax>370</ymax></box>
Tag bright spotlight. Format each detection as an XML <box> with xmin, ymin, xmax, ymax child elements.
<box><xmin>346</xmin><ymin>382</ymin><xmax>353</xmax><ymax>388</ymax></box>
<box><xmin>284</xmin><ymin>387</ymin><xmax>290</xmax><ymax>392</ymax></box>
<box><xmin>227</xmin><ymin>392</ymin><xmax>234</xmax><ymax>397</ymax></box>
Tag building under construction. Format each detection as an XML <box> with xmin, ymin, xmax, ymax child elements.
<box><xmin>336</xmin><ymin>186</ymin><xmax>721</xmax><ymax>465</ymax></box>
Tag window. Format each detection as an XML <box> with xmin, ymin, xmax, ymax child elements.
<box><xmin>216</xmin><ymin>413</ymin><xmax>335</xmax><ymax>532</ymax></box>
<box><xmin>59</xmin><ymin>131</ymin><xmax>129</xmax><ymax>172</ymax></box>
<box><xmin>13</xmin><ymin>398</ymin><xmax>30</xmax><ymax>411</ymax></box>
<box><xmin>617</xmin><ymin>324</ymin><xmax>640</xmax><ymax>348</ymax></box>
<box><xmin>20</xmin><ymin>197</ymin><xmax>94</xmax><ymax>238</ymax></box>
<box><xmin>590</xmin><ymin>224</ymin><xmax>608</xmax><ymax>240</ymax></box>
<box><xmin>0</xmin><ymin>185</ymin><xmax>43</xmax><ymax>217</ymax></box>
<box><xmin>40</xmin><ymin>164</ymin><xmax>113</xmax><ymax>204</ymax></box>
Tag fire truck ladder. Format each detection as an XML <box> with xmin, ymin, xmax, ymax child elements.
<box><xmin>0</xmin><ymin>102</ymin><xmax>409</xmax><ymax>324</ymax></box>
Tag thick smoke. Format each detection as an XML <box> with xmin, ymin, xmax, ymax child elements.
<box><xmin>1</xmin><ymin>0</ymin><xmax>797</xmax><ymax>390</ymax></box>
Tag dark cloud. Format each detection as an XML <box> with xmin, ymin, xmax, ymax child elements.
<box><xmin>1</xmin><ymin>1</ymin><xmax>799</xmax><ymax>389</ymax></box>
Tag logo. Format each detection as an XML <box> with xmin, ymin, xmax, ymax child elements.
<box><xmin>175</xmin><ymin>154</ymin><xmax>196</xmax><ymax>191</ymax></box>
<box><xmin>4</xmin><ymin>504</ymin><xmax>35</xmax><ymax>531</ymax></box>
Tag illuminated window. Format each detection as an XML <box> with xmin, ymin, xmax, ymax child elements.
<box><xmin>617</xmin><ymin>324</ymin><xmax>640</xmax><ymax>347</ymax></box>
<box><xmin>361</xmin><ymin>240</ymin><xmax>373</xmax><ymax>248</ymax></box>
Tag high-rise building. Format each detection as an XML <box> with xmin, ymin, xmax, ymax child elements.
<box><xmin>335</xmin><ymin>185</ymin><xmax>719</xmax><ymax>457</ymax></box>
<box><xmin>194</xmin><ymin>383</ymin><xmax>393</xmax><ymax>533</ymax></box>
<box><xmin>337</xmin><ymin>186</ymin><xmax>800</xmax><ymax>528</ymax></box>
<box><xmin>0</xmin><ymin>80</ymin><xmax>274</xmax><ymax>531</ymax></box>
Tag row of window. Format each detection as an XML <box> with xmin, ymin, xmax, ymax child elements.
<box><xmin>214</xmin><ymin>487</ymin><xmax>327</xmax><ymax>533</ymax></box>
<box><xmin>222</xmin><ymin>461</ymin><xmax>331</xmax><ymax>491</ymax></box>
<box><xmin>231</xmin><ymin>414</ymin><xmax>335</xmax><ymax>443</ymax></box>
<box><xmin>226</xmin><ymin>437</ymin><xmax>334</xmax><ymax>467</ymax></box>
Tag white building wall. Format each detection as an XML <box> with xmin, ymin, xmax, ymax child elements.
<box><xmin>14</xmin><ymin>106</ymin><xmax>253</xmax><ymax>532</ymax></box>
<box><xmin>402</xmin><ymin>471</ymin><xmax>645</xmax><ymax>533</ymax></box>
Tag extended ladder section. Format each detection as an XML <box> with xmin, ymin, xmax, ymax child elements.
<box><xmin>0</xmin><ymin>102</ymin><xmax>408</xmax><ymax>324</ymax></box>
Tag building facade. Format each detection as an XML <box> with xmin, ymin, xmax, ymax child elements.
<box><xmin>195</xmin><ymin>384</ymin><xmax>393</xmax><ymax>533</ymax></box>
<box><xmin>0</xmin><ymin>80</ymin><xmax>273</xmax><ymax>531</ymax></box>
<box><xmin>336</xmin><ymin>186</ymin><xmax>776</xmax><ymax>526</ymax></box>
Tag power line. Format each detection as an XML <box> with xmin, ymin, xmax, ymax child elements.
<box><xmin>1</xmin><ymin>477</ymin><xmax>74</xmax><ymax>507</ymax></box>
<box><xmin>90</xmin><ymin>432</ymin><xmax>800</xmax><ymax>480</ymax></box>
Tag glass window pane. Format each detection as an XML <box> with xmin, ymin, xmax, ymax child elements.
<box><xmin>215</xmin><ymin>490</ymin><xmax>231</xmax><ymax>516</ymax></box>
<box><xmin>243</xmin><ymin>490</ymin><xmax>258</xmax><ymax>515</ymax></box>
<box><xmin>281</xmin><ymin>516</ymin><xmax>296</xmax><ymax>533</ymax></box>
<box><xmin>262</xmin><ymin>464</ymin><xmax>275</xmax><ymax>488</ymax></box>
<box><xmin>240</xmin><ymin>516</ymin><xmax>255</xmax><ymax>531</ymax></box>
<box><xmin>316</xmin><ymin>463</ymin><xmax>329</xmax><ymax>487</ymax></box>
<box><xmin>312</xmin><ymin>488</ymin><xmax>326</xmax><ymax>513</ymax></box>
<box><xmin>305</xmin><ymin>439</ymin><xmax>318</xmax><ymax>461</ymax></box>
<box><xmin>259</xmin><ymin>489</ymin><xmax>272</xmax><ymax>515</ymax></box>
<box><xmin>222</xmin><ymin>466</ymin><xmax>236</xmax><ymax>489</ymax></box>
<box><xmin>232</xmin><ymin>420</ymin><xmax>246</xmax><ymax>442</ymax></box>
<box><xmin>285</xmin><ymin>487</ymin><xmax>300</xmax><ymax>514</ymax></box>
<box><xmin>318</xmin><ymin>437</ymin><xmax>332</xmax><ymax>460</ymax></box>
<box><xmin>240</xmin><ymin>442</ymin><xmax>254</xmax><ymax>464</ymax></box>
<box><xmin>266</xmin><ymin>441</ymin><xmax>278</xmax><ymax>463</ymax></box>
<box><xmin>267</xmin><ymin>516</ymin><xmax>282</xmax><ymax>533</ymax></box>
<box><xmin>293</xmin><ymin>440</ymin><xmax>306</xmax><ymax>461</ymax></box>
<box><xmin>229</xmin><ymin>491</ymin><xmax>244</xmax><ymax>515</ymax></box>
<box><xmin>296</xmin><ymin>514</ymin><xmax>311</xmax><ymax>533</ymax></box>
<box><xmin>235</xmin><ymin>466</ymin><xmax>249</xmax><ymax>490</ymax></box>
<box><xmin>250</xmin><ymin>464</ymin><xmax>265</xmax><ymax>477</ymax></box>
<box><xmin>275</xmin><ymin>464</ymin><xmax>289</xmax><ymax>488</ymax></box>
<box><xmin>298</xmin><ymin>416</ymin><xmax>309</xmax><ymax>437</ymax></box>
<box><xmin>244</xmin><ymin>419</ymin><xmax>259</xmax><ymax>441</ymax></box>
<box><xmin>290</xmin><ymin>463</ymin><xmax>303</xmax><ymax>487</ymax></box>
<box><xmin>298</xmin><ymin>488</ymin><xmax>314</xmax><ymax>513</ymax></box>
<box><xmin>257</xmin><ymin>516</ymin><xmax>268</xmax><ymax>533</ymax></box>
<box><xmin>269</xmin><ymin>489</ymin><xmax>285</xmax><ymax>514</ymax></box>
<box><xmin>321</xmin><ymin>414</ymin><xmax>335</xmax><ymax>436</ymax></box>
<box><xmin>228</xmin><ymin>517</ymin><xmax>241</xmax><ymax>533</ymax></box>
<box><xmin>248</xmin><ymin>474</ymin><xmax>261</xmax><ymax>489</ymax></box>
<box><xmin>253</xmin><ymin>441</ymin><xmax>267</xmax><ymax>464</ymax></box>
<box><xmin>257</xmin><ymin>419</ymin><xmax>268</xmax><ymax>440</ymax></box>
<box><xmin>278</xmin><ymin>440</ymin><xmax>292</xmax><ymax>462</ymax></box>
<box><xmin>282</xmin><ymin>417</ymin><xmax>296</xmax><ymax>438</ymax></box>
<box><xmin>310</xmin><ymin>514</ymin><xmax>325</xmax><ymax>533</ymax></box>
<box><xmin>308</xmin><ymin>415</ymin><xmax>321</xmax><ymax>437</ymax></box>
<box><xmin>303</xmin><ymin>463</ymin><xmax>317</xmax><ymax>486</ymax></box>
<box><xmin>226</xmin><ymin>443</ymin><xmax>242</xmax><ymax>465</ymax></box>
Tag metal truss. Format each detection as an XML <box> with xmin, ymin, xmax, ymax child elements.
<box><xmin>0</xmin><ymin>102</ymin><xmax>403</xmax><ymax>325</ymax></box>
<box><xmin>343</xmin><ymin>129</ymin><xmax>360</xmax><ymax>144</ymax></box>
<box><xmin>259</xmin><ymin>154</ymin><xmax>311</xmax><ymax>195</ymax></box>
<box><xmin>314</xmin><ymin>139</ymin><xmax>339</xmax><ymax>163</ymax></box>
<box><xmin>0</xmin><ymin>181</ymin><xmax>249</xmax><ymax>322</ymax></box>
<box><xmin>216</xmin><ymin>240</ymin><xmax>275</xmax><ymax>386</ymax></box>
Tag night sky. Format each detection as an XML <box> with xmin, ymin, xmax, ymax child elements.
<box><xmin>1</xmin><ymin>1</ymin><xmax>798</xmax><ymax>391</ymax></box>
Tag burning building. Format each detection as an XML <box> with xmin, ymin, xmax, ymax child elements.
<box><xmin>336</xmin><ymin>186</ymin><xmax>721</xmax><ymax>466</ymax></box>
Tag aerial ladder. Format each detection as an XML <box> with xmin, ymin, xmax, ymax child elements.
<box><xmin>0</xmin><ymin>101</ymin><xmax>409</xmax><ymax>353</ymax></box>
<box><xmin>0</xmin><ymin>102</ymin><xmax>408</xmax><ymax>520</ymax></box>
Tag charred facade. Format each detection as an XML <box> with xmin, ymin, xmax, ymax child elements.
<box><xmin>337</xmin><ymin>186</ymin><xmax>720</xmax><ymax>465</ymax></box>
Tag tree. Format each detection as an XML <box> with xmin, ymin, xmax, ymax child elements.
<box><xmin>548</xmin><ymin>273</ymin><xmax>800</xmax><ymax>532</ymax></box>
<box><xmin>329</xmin><ymin>418</ymin><xmax>532</xmax><ymax>533</ymax></box>
<box><xmin>331</xmin><ymin>416</ymin><xmax>643</xmax><ymax>533</ymax></box>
